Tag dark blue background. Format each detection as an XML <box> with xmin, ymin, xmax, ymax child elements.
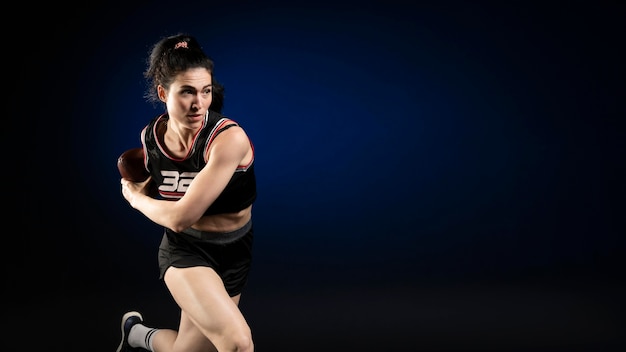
<box><xmin>20</xmin><ymin>1</ymin><xmax>624</xmax><ymax>351</ymax></box>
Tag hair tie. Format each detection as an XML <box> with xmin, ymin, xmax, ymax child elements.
<box><xmin>174</xmin><ymin>41</ymin><xmax>188</xmax><ymax>49</ymax></box>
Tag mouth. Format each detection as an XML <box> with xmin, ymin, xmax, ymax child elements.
<box><xmin>185</xmin><ymin>114</ymin><xmax>203</xmax><ymax>124</ymax></box>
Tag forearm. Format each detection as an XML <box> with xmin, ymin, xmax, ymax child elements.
<box><xmin>131</xmin><ymin>194</ymin><xmax>196</xmax><ymax>232</ymax></box>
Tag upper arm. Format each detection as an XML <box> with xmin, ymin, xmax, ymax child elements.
<box><xmin>174</xmin><ymin>126</ymin><xmax>251</xmax><ymax>220</ymax></box>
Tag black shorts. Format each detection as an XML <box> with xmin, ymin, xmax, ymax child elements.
<box><xmin>158</xmin><ymin>220</ymin><xmax>253</xmax><ymax>297</ymax></box>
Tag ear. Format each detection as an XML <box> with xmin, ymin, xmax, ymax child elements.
<box><xmin>157</xmin><ymin>85</ymin><xmax>167</xmax><ymax>102</ymax></box>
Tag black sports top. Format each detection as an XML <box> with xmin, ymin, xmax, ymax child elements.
<box><xmin>140</xmin><ymin>110</ymin><xmax>256</xmax><ymax>216</ymax></box>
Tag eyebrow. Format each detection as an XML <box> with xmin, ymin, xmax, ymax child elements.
<box><xmin>179</xmin><ymin>84</ymin><xmax>212</xmax><ymax>90</ymax></box>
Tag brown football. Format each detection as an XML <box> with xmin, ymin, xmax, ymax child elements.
<box><xmin>117</xmin><ymin>147</ymin><xmax>150</xmax><ymax>182</ymax></box>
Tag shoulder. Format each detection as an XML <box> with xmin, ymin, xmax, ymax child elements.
<box><xmin>142</xmin><ymin>114</ymin><xmax>167</xmax><ymax>144</ymax></box>
<box><xmin>208</xmin><ymin>120</ymin><xmax>250</xmax><ymax>157</ymax></box>
<box><xmin>216</xmin><ymin>122</ymin><xmax>248</xmax><ymax>144</ymax></box>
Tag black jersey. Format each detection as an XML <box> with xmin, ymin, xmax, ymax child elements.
<box><xmin>140</xmin><ymin>110</ymin><xmax>256</xmax><ymax>216</ymax></box>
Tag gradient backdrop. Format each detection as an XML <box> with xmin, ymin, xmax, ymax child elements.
<box><xmin>21</xmin><ymin>1</ymin><xmax>624</xmax><ymax>351</ymax></box>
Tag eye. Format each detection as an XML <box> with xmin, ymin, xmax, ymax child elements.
<box><xmin>202</xmin><ymin>88</ymin><xmax>212</xmax><ymax>95</ymax></box>
<box><xmin>182</xmin><ymin>89</ymin><xmax>194</xmax><ymax>95</ymax></box>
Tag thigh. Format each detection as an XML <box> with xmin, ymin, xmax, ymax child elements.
<box><xmin>170</xmin><ymin>311</ymin><xmax>216</xmax><ymax>352</ymax></box>
<box><xmin>164</xmin><ymin>266</ymin><xmax>250</xmax><ymax>339</ymax></box>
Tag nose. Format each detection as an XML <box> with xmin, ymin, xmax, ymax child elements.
<box><xmin>191</xmin><ymin>93</ymin><xmax>203</xmax><ymax>111</ymax></box>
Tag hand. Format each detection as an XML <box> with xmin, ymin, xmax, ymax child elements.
<box><xmin>121</xmin><ymin>177</ymin><xmax>152</xmax><ymax>208</ymax></box>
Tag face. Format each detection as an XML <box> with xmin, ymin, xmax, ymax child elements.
<box><xmin>158</xmin><ymin>67</ymin><xmax>213</xmax><ymax>127</ymax></box>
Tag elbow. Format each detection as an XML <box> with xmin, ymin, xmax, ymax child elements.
<box><xmin>167</xmin><ymin>214</ymin><xmax>201</xmax><ymax>234</ymax></box>
<box><xmin>168</xmin><ymin>217</ymin><xmax>198</xmax><ymax>233</ymax></box>
<box><xmin>169</xmin><ymin>224</ymin><xmax>189</xmax><ymax>233</ymax></box>
<box><xmin>167</xmin><ymin>202</ymin><xmax>204</xmax><ymax>233</ymax></box>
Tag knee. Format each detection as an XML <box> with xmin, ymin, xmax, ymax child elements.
<box><xmin>231</xmin><ymin>327</ymin><xmax>253</xmax><ymax>352</ymax></box>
